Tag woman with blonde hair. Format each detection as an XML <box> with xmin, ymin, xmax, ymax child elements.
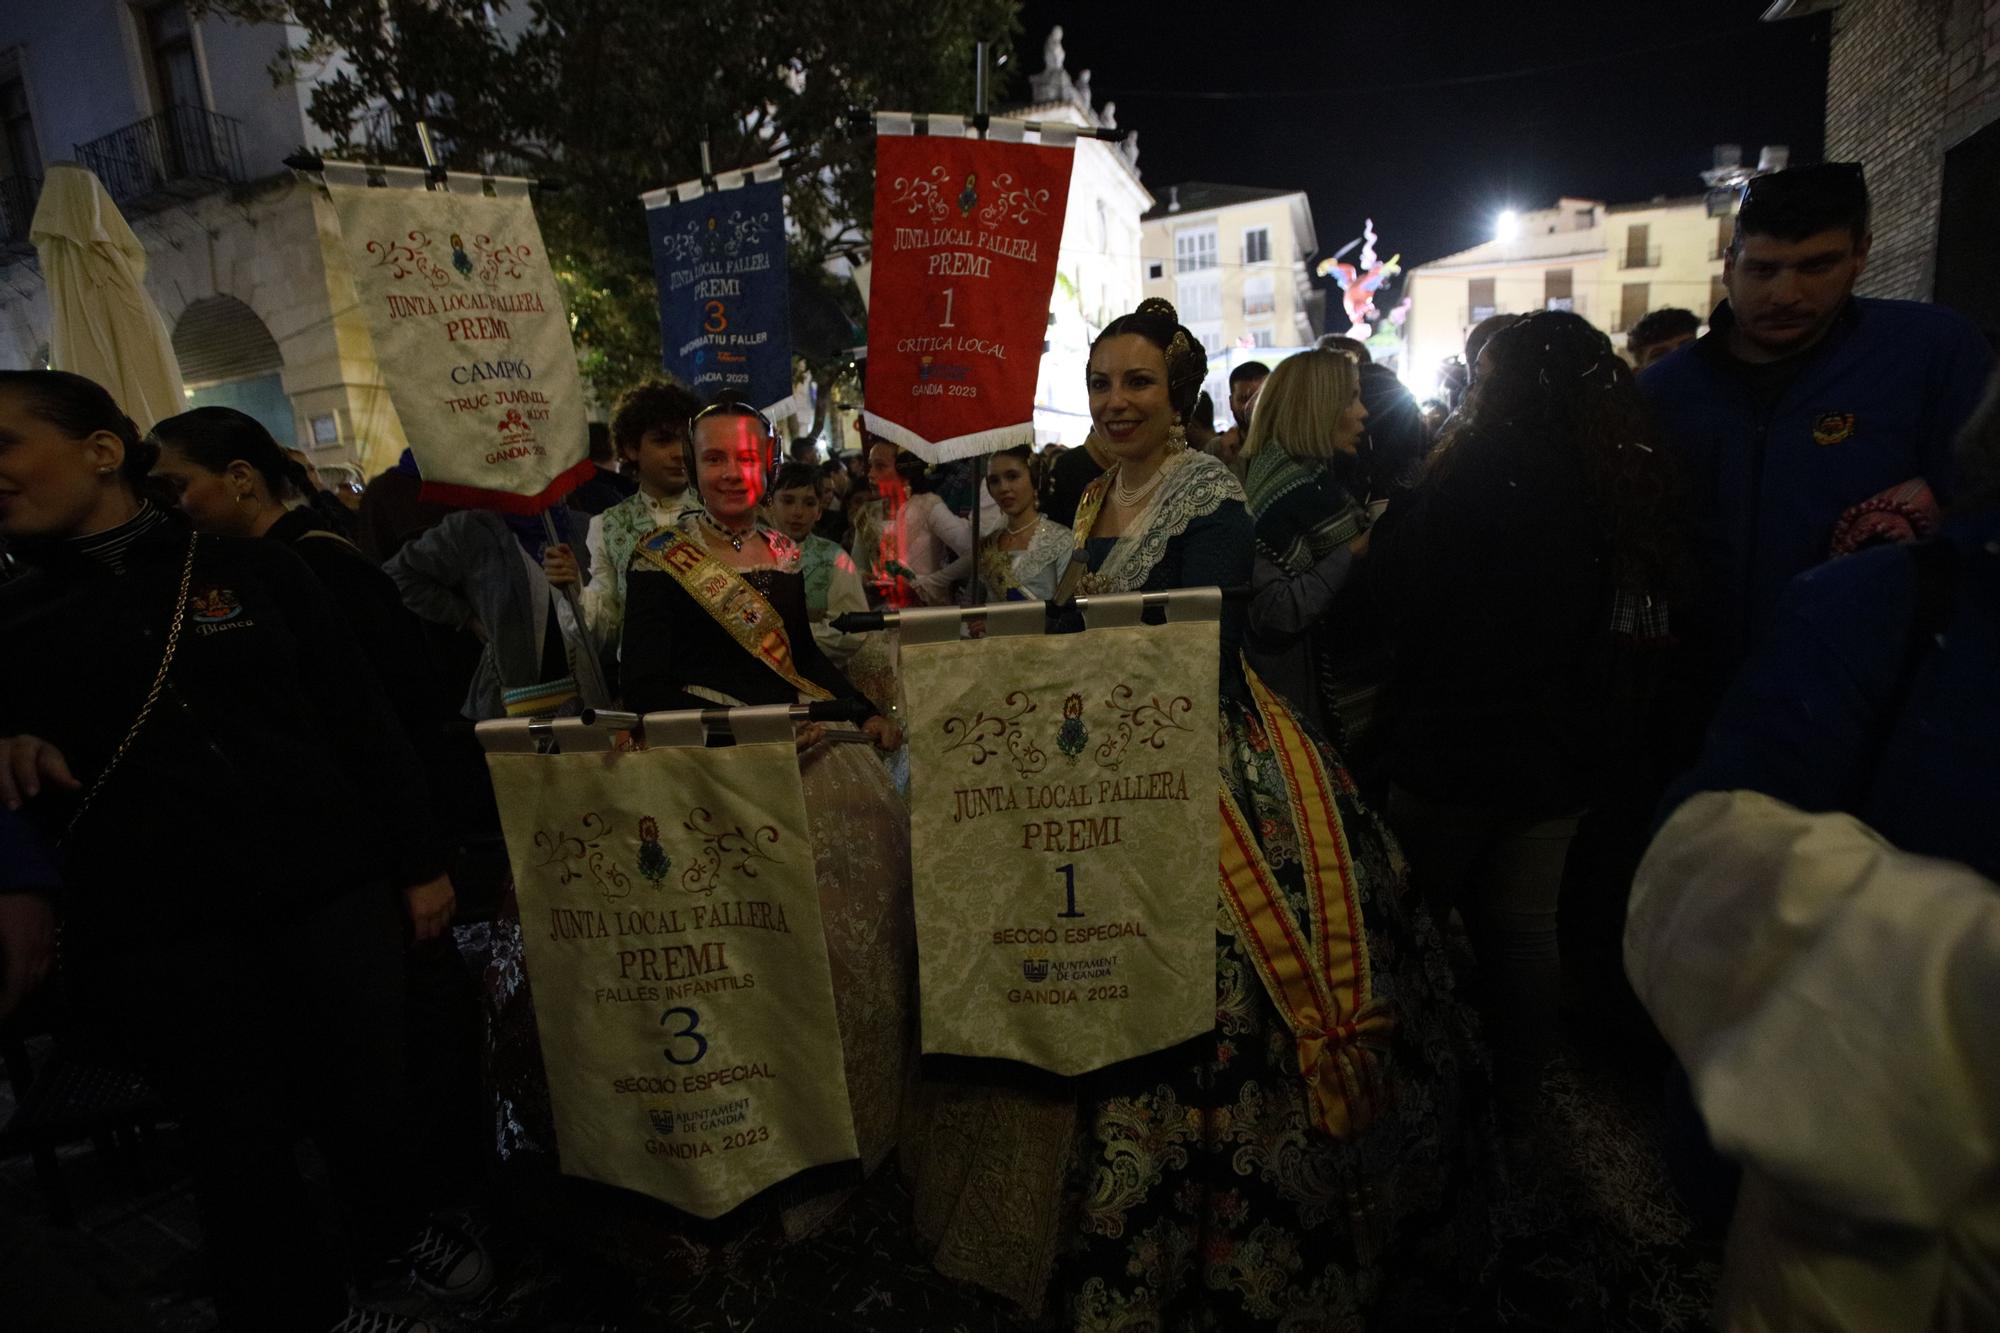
<box><xmin>1242</xmin><ymin>348</ymin><xmax>1378</xmax><ymax>752</ymax></box>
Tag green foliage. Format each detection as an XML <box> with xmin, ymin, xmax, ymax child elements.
<box><xmin>201</xmin><ymin>0</ymin><xmax>1020</xmax><ymax>408</ymax></box>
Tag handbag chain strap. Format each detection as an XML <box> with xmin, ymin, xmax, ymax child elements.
<box><xmin>59</xmin><ymin>533</ymin><xmax>199</xmax><ymax>847</ymax></box>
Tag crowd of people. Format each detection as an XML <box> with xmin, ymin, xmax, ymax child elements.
<box><xmin>1</xmin><ymin>159</ymin><xmax>1995</xmax><ymax>1332</ymax></box>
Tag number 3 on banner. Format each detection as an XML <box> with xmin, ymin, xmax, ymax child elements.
<box><xmin>704</xmin><ymin>301</ymin><xmax>729</xmax><ymax>334</ymax></box>
<box><xmin>660</xmin><ymin>1006</ymin><xmax>709</xmax><ymax>1065</ymax></box>
<box><xmin>939</xmin><ymin>287</ymin><xmax>957</xmax><ymax>329</ymax></box>
<box><xmin>1056</xmin><ymin>863</ymin><xmax>1085</xmax><ymax>919</ymax></box>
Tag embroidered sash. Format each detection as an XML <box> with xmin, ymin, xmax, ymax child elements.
<box><xmin>633</xmin><ymin>528</ymin><xmax>833</xmax><ymax>702</ymax></box>
<box><xmin>1217</xmin><ymin>666</ymin><xmax>1393</xmax><ymax>1141</ymax></box>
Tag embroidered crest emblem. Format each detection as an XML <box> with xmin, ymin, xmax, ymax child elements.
<box><xmin>1056</xmin><ymin>692</ymin><xmax>1089</xmax><ymax>760</ymax></box>
<box><xmin>1813</xmin><ymin>411</ymin><xmax>1856</xmax><ymax>446</ymax></box>
<box><xmin>189</xmin><ymin>587</ymin><xmax>243</xmax><ymax>622</ymax></box>
<box><xmin>636</xmin><ymin>816</ymin><xmax>672</xmax><ymax>888</ymax></box>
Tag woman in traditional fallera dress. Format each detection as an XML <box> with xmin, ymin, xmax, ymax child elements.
<box><xmin>484</xmin><ymin>401</ymin><xmax>916</xmax><ymax>1271</ymax></box>
<box><xmin>976</xmin><ymin>443</ymin><xmax>1071</xmax><ymax>603</ymax></box>
<box><xmin>626</xmin><ymin>400</ymin><xmax>913</xmax><ymax>1222</ymax></box>
<box><xmin>908</xmin><ymin>301</ymin><xmax>1492</xmax><ymax>1330</ymax></box>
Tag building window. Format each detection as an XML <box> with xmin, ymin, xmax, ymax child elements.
<box><xmin>1198</xmin><ymin>330</ymin><xmax>1224</xmax><ymax>355</ymax></box>
<box><xmin>1174</xmin><ymin>227</ymin><xmax>1217</xmax><ymax>274</ymax></box>
<box><xmin>1618</xmin><ymin>282</ymin><xmax>1650</xmax><ymax>334</ymax></box>
<box><xmin>1544</xmin><ymin>268</ymin><xmax>1573</xmax><ymax>312</ymax></box>
<box><xmin>1622</xmin><ymin>223</ymin><xmax>1659</xmax><ymax>269</ymax></box>
<box><xmin>1175</xmin><ymin>273</ymin><xmax>1220</xmax><ymax>323</ymax></box>
<box><xmin>1243</xmin><ymin>274</ymin><xmax>1275</xmax><ymax>318</ymax></box>
<box><xmin>1575</xmin><ymin>207</ymin><xmax>1595</xmax><ymax>228</ymax></box>
<box><xmin>1251</xmin><ymin>329</ymin><xmax>1275</xmax><ymax>348</ymax></box>
<box><xmin>0</xmin><ymin>56</ymin><xmax>39</xmax><ymax>243</ymax></box>
<box><xmin>1147</xmin><ymin>261</ymin><xmax>1164</xmax><ymax>280</ymax></box>
<box><xmin>1243</xmin><ymin>227</ymin><xmax>1271</xmax><ymax>265</ymax></box>
<box><xmin>147</xmin><ymin>3</ymin><xmax>204</xmax><ymax>113</ymax></box>
<box><xmin>0</xmin><ymin>69</ymin><xmax>39</xmax><ymax>183</ymax></box>
<box><xmin>1468</xmin><ymin>277</ymin><xmax>1496</xmax><ymax>324</ymax></box>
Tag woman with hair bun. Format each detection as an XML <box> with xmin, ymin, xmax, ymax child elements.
<box><xmin>149</xmin><ymin>403</ymin><xmax>488</xmax><ymax>1205</ymax></box>
<box><xmin>976</xmin><ymin>443</ymin><xmax>1069</xmax><ymax>602</ymax></box>
<box><xmin>149</xmin><ymin>406</ymin><xmax>469</xmax><ymax>843</ymax></box>
<box><xmin>908</xmin><ymin>301</ymin><xmax>1490</xmax><ymax>1329</ymax></box>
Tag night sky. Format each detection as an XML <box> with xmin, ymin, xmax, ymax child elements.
<box><xmin>1009</xmin><ymin>0</ymin><xmax>1830</xmax><ymax>282</ymax></box>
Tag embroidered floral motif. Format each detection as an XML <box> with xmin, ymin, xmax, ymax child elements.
<box><xmin>531</xmin><ymin>812</ymin><xmax>630</xmax><ymax>901</ymax></box>
<box><xmin>1093</xmin><ymin>683</ymin><xmax>1196</xmax><ymax>769</ymax></box>
<box><xmin>678</xmin><ymin>806</ymin><xmax>781</xmax><ymax>894</ymax></box>
<box><xmin>940</xmin><ymin>691</ymin><xmax>1047</xmax><ymax>778</ymax></box>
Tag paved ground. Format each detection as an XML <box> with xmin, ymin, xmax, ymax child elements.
<box><xmin>1</xmin><ymin>1022</ymin><xmax>1719</xmax><ymax>1332</ymax></box>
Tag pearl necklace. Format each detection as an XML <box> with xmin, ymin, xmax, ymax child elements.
<box><xmin>1112</xmin><ymin>465</ymin><xmax>1165</xmax><ymax>509</ymax></box>
<box><xmin>1003</xmin><ymin>515</ymin><xmax>1040</xmax><ymax>536</ymax></box>
<box><xmin>699</xmin><ymin>511</ymin><xmax>755</xmax><ymax>552</ymax></box>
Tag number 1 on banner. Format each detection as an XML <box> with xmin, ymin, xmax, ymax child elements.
<box><xmin>1056</xmin><ymin>863</ymin><xmax>1084</xmax><ymax>919</ymax></box>
<box><xmin>940</xmin><ymin>287</ymin><xmax>957</xmax><ymax>329</ymax></box>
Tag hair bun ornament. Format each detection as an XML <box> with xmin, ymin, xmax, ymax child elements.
<box><xmin>1135</xmin><ymin>297</ymin><xmax>1181</xmax><ymax>323</ymax></box>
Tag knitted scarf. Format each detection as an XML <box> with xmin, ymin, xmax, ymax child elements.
<box><xmin>1243</xmin><ymin>446</ymin><xmax>1368</xmax><ymax>577</ymax></box>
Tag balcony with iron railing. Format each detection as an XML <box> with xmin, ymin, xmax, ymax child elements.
<box><xmin>75</xmin><ymin>105</ymin><xmax>245</xmax><ymax>214</ymax></box>
<box><xmin>0</xmin><ymin>174</ymin><xmax>41</xmax><ymax>252</ymax></box>
<box><xmin>1618</xmin><ymin>246</ymin><xmax>1663</xmax><ymax>270</ymax></box>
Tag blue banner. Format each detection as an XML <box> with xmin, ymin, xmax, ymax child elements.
<box><xmin>646</xmin><ymin>174</ymin><xmax>796</xmax><ymax>417</ymax></box>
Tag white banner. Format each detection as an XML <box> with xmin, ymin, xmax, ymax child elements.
<box><xmin>900</xmin><ymin>595</ymin><xmax>1221</xmax><ymax>1074</ymax></box>
<box><xmin>479</xmin><ymin>713</ymin><xmax>858</xmax><ymax>1217</ymax></box>
<box><xmin>329</xmin><ymin>181</ymin><xmax>590</xmax><ymax>510</ymax></box>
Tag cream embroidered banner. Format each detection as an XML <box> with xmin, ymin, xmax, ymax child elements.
<box><xmin>900</xmin><ymin>595</ymin><xmax>1220</xmax><ymax>1074</ymax></box>
<box><xmin>328</xmin><ymin>179</ymin><xmax>590</xmax><ymax>511</ymax></box>
<box><xmin>480</xmin><ymin>713</ymin><xmax>857</xmax><ymax>1217</ymax></box>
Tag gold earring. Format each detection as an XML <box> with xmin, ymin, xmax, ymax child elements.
<box><xmin>1167</xmin><ymin>415</ymin><xmax>1188</xmax><ymax>453</ymax></box>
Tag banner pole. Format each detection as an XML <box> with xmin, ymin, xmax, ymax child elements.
<box><xmin>411</xmin><ymin>119</ymin><xmax>612</xmax><ymax>710</ymax></box>
<box><xmin>967</xmin><ymin>41</ymin><xmax>990</xmax><ymax>604</ymax></box>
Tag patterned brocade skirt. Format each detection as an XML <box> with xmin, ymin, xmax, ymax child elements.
<box><xmin>909</xmin><ymin>694</ymin><xmax>1495</xmax><ymax>1330</ymax></box>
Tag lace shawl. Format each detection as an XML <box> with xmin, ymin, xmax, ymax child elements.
<box><xmin>1070</xmin><ymin>449</ymin><xmax>1245</xmax><ymax>594</ymax></box>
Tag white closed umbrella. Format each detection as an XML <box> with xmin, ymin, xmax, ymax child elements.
<box><xmin>30</xmin><ymin>162</ymin><xmax>185</xmax><ymax>431</ymax></box>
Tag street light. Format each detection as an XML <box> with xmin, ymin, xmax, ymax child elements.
<box><xmin>1495</xmin><ymin>209</ymin><xmax>1520</xmax><ymax>242</ymax></box>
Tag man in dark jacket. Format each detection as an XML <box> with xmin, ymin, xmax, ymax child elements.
<box><xmin>1663</xmin><ymin>370</ymin><xmax>2000</xmax><ymax>880</ymax></box>
<box><xmin>1640</xmin><ymin>162</ymin><xmax>1992</xmax><ymax>683</ymax></box>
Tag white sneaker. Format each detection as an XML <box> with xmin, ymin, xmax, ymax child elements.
<box><xmin>326</xmin><ymin>1306</ymin><xmax>439</xmax><ymax>1333</ymax></box>
<box><xmin>403</xmin><ymin>1217</ymin><xmax>495</xmax><ymax>1302</ymax></box>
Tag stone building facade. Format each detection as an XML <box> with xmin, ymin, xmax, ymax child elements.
<box><xmin>1805</xmin><ymin>0</ymin><xmax>2000</xmax><ymax>333</ymax></box>
<box><xmin>0</xmin><ymin>2</ymin><xmax>409</xmax><ymax>478</ymax></box>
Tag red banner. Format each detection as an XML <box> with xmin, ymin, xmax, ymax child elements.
<box><xmin>864</xmin><ymin>129</ymin><xmax>1073</xmax><ymax>462</ymax></box>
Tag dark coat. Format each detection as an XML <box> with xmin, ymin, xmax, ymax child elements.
<box><xmin>0</xmin><ymin>517</ymin><xmax>447</xmax><ymax>945</ymax></box>
<box><xmin>1372</xmin><ymin>431</ymin><xmax>1606</xmax><ymax>818</ymax></box>
<box><xmin>1665</xmin><ymin>510</ymin><xmax>2000</xmax><ymax>882</ymax></box>
<box><xmin>1640</xmin><ymin>297</ymin><xmax>1991</xmax><ymax>675</ymax></box>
